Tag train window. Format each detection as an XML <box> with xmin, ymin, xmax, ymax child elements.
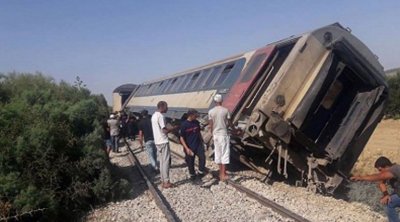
<box><xmin>148</xmin><ymin>83</ymin><xmax>157</xmax><ymax>95</ymax></box>
<box><xmin>166</xmin><ymin>78</ymin><xmax>178</xmax><ymax>93</ymax></box>
<box><xmin>175</xmin><ymin>77</ymin><xmax>182</xmax><ymax>90</ymax></box>
<box><xmin>141</xmin><ymin>85</ymin><xmax>147</xmax><ymax>95</ymax></box>
<box><xmin>214</xmin><ymin>63</ymin><xmax>235</xmax><ymax>86</ymax></box>
<box><xmin>155</xmin><ymin>81</ymin><xmax>165</xmax><ymax>94</ymax></box>
<box><xmin>181</xmin><ymin>73</ymin><xmax>194</xmax><ymax>91</ymax></box>
<box><xmin>148</xmin><ymin>82</ymin><xmax>155</xmax><ymax>94</ymax></box>
<box><xmin>161</xmin><ymin>79</ymin><xmax>171</xmax><ymax>93</ymax></box>
<box><xmin>204</xmin><ymin>66</ymin><xmax>222</xmax><ymax>87</ymax></box>
<box><xmin>134</xmin><ymin>86</ymin><xmax>141</xmax><ymax>96</ymax></box>
<box><xmin>177</xmin><ymin>75</ymin><xmax>185</xmax><ymax>91</ymax></box>
<box><xmin>197</xmin><ymin>69</ymin><xmax>211</xmax><ymax>88</ymax></box>
<box><xmin>135</xmin><ymin>86</ymin><xmax>142</xmax><ymax>96</ymax></box>
<box><xmin>187</xmin><ymin>72</ymin><xmax>200</xmax><ymax>90</ymax></box>
<box><xmin>240</xmin><ymin>53</ymin><xmax>267</xmax><ymax>82</ymax></box>
<box><xmin>145</xmin><ymin>84</ymin><xmax>153</xmax><ymax>94</ymax></box>
<box><xmin>174</xmin><ymin>76</ymin><xmax>186</xmax><ymax>92</ymax></box>
<box><xmin>175</xmin><ymin>76</ymin><xmax>186</xmax><ymax>92</ymax></box>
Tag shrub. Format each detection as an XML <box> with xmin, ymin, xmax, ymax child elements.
<box><xmin>385</xmin><ymin>72</ymin><xmax>400</xmax><ymax>119</ymax></box>
<box><xmin>0</xmin><ymin>72</ymin><xmax>130</xmax><ymax>221</ymax></box>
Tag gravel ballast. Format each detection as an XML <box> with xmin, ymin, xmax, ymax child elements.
<box><xmin>85</xmin><ymin>141</ymin><xmax>386</xmax><ymax>222</ymax></box>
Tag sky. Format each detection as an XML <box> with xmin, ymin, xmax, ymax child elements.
<box><xmin>1</xmin><ymin>1</ymin><xmax>399</xmax><ymax>104</ymax></box>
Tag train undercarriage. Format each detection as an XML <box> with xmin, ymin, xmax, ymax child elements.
<box><xmin>228</xmin><ymin>47</ymin><xmax>387</xmax><ymax>194</ymax></box>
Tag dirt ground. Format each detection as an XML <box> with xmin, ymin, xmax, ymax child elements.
<box><xmin>352</xmin><ymin>119</ymin><xmax>400</xmax><ymax>175</ymax></box>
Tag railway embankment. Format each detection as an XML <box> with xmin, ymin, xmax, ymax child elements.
<box><xmin>85</xmin><ymin>136</ymin><xmax>390</xmax><ymax>222</ymax></box>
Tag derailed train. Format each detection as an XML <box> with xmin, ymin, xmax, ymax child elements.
<box><xmin>119</xmin><ymin>23</ymin><xmax>388</xmax><ymax>193</ymax></box>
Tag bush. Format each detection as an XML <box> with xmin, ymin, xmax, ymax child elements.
<box><xmin>0</xmin><ymin>72</ymin><xmax>131</xmax><ymax>221</ymax></box>
<box><xmin>385</xmin><ymin>72</ymin><xmax>400</xmax><ymax>119</ymax></box>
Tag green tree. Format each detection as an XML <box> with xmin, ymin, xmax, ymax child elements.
<box><xmin>0</xmin><ymin>72</ymin><xmax>130</xmax><ymax>221</ymax></box>
<box><xmin>385</xmin><ymin>72</ymin><xmax>400</xmax><ymax>119</ymax></box>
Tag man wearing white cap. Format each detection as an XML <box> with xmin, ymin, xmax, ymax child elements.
<box><xmin>208</xmin><ymin>94</ymin><xmax>231</xmax><ymax>181</ymax></box>
<box><xmin>107</xmin><ymin>113</ymin><xmax>120</xmax><ymax>153</ymax></box>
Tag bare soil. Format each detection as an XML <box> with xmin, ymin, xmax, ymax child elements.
<box><xmin>352</xmin><ymin>119</ymin><xmax>400</xmax><ymax>175</ymax></box>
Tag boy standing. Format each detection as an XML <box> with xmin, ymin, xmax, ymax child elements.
<box><xmin>180</xmin><ymin>109</ymin><xmax>206</xmax><ymax>180</ymax></box>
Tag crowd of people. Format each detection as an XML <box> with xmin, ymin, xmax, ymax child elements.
<box><xmin>103</xmin><ymin>94</ymin><xmax>400</xmax><ymax>221</ymax></box>
<box><xmin>103</xmin><ymin>94</ymin><xmax>235</xmax><ymax>188</ymax></box>
<box><xmin>103</xmin><ymin>111</ymin><xmax>138</xmax><ymax>154</ymax></box>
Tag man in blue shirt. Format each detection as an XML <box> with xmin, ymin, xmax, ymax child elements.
<box><xmin>180</xmin><ymin>109</ymin><xmax>206</xmax><ymax>180</ymax></box>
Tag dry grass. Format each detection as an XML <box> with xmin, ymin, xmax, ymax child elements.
<box><xmin>352</xmin><ymin>119</ymin><xmax>400</xmax><ymax>175</ymax></box>
<box><xmin>347</xmin><ymin>119</ymin><xmax>400</xmax><ymax>214</ymax></box>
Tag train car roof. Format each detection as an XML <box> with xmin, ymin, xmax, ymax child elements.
<box><xmin>113</xmin><ymin>84</ymin><xmax>137</xmax><ymax>93</ymax></box>
<box><xmin>141</xmin><ymin>52</ymin><xmax>247</xmax><ymax>84</ymax></box>
<box><xmin>139</xmin><ymin>23</ymin><xmax>345</xmax><ymax>86</ymax></box>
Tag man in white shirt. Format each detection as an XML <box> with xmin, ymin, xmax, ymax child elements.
<box><xmin>208</xmin><ymin>94</ymin><xmax>232</xmax><ymax>181</ymax></box>
<box><xmin>151</xmin><ymin>101</ymin><xmax>177</xmax><ymax>188</ymax></box>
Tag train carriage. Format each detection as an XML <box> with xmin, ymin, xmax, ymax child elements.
<box><xmin>120</xmin><ymin>23</ymin><xmax>388</xmax><ymax>193</ymax></box>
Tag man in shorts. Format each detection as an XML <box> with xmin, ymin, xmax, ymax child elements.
<box><xmin>151</xmin><ymin>101</ymin><xmax>177</xmax><ymax>188</ymax></box>
<box><xmin>208</xmin><ymin>94</ymin><xmax>232</xmax><ymax>181</ymax></box>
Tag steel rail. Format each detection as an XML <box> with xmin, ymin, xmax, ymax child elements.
<box><xmin>124</xmin><ymin>141</ymin><xmax>179</xmax><ymax>222</ymax></box>
<box><xmin>169</xmin><ymin>149</ymin><xmax>310</xmax><ymax>222</ymax></box>
<box><xmin>225</xmin><ymin>179</ymin><xmax>310</xmax><ymax>222</ymax></box>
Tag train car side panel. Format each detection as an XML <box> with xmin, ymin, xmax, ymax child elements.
<box><xmin>224</xmin><ymin>45</ymin><xmax>276</xmax><ymax>113</ymax></box>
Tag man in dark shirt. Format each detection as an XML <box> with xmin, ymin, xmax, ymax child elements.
<box><xmin>103</xmin><ymin>120</ymin><xmax>112</xmax><ymax>156</ymax></box>
<box><xmin>138</xmin><ymin>110</ymin><xmax>158</xmax><ymax>172</ymax></box>
<box><xmin>126</xmin><ymin>115</ymin><xmax>138</xmax><ymax>141</ymax></box>
<box><xmin>180</xmin><ymin>109</ymin><xmax>206</xmax><ymax>180</ymax></box>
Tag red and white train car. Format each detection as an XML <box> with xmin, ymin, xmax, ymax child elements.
<box><xmin>122</xmin><ymin>23</ymin><xmax>388</xmax><ymax>192</ymax></box>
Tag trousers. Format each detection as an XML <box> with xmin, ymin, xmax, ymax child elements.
<box><xmin>155</xmin><ymin>142</ymin><xmax>171</xmax><ymax>183</ymax></box>
<box><xmin>110</xmin><ymin>135</ymin><xmax>119</xmax><ymax>152</ymax></box>
<box><xmin>145</xmin><ymin>140</ymin><xmax>158</xmax><ymax>170</ymax></box>
<box><xmin>185</xmin><ymin>145</ymin><xmax>206</xmax><ymax>176</ymax></box>
<box><xmin>386</xmin><ymin>194</ymin><xmax>400</xmax><ymax>222</ymax></box>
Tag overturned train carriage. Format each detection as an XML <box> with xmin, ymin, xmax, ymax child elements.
<box><xmin>122</xmin><ymin>23</ymin><xmax>388</xmax><ymax>193</ymax></box>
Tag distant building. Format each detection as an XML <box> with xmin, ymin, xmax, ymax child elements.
<box><xmin>385</xmin><ymin>67</ymin><xmax>400</xmax><ymax>78</ymax></box>
<box><xmin>112</xmin><ymin>84</ymin><xmax>137</xmax><ymax>112</ymax></box>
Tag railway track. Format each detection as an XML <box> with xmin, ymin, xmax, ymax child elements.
<box><xmin>169</xmin><ymin>149</ymin><xmax>310</xmax><ymax>222</ymax></box>
<box><xmin>124</xmin><ymin>141</ymin><xmax>179</xmax><ymax>222</ymax></box>
<box><xmin>123</xmin><ymin>138</ymin><xmax>310</xmax><ymax>222</ymax></box>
